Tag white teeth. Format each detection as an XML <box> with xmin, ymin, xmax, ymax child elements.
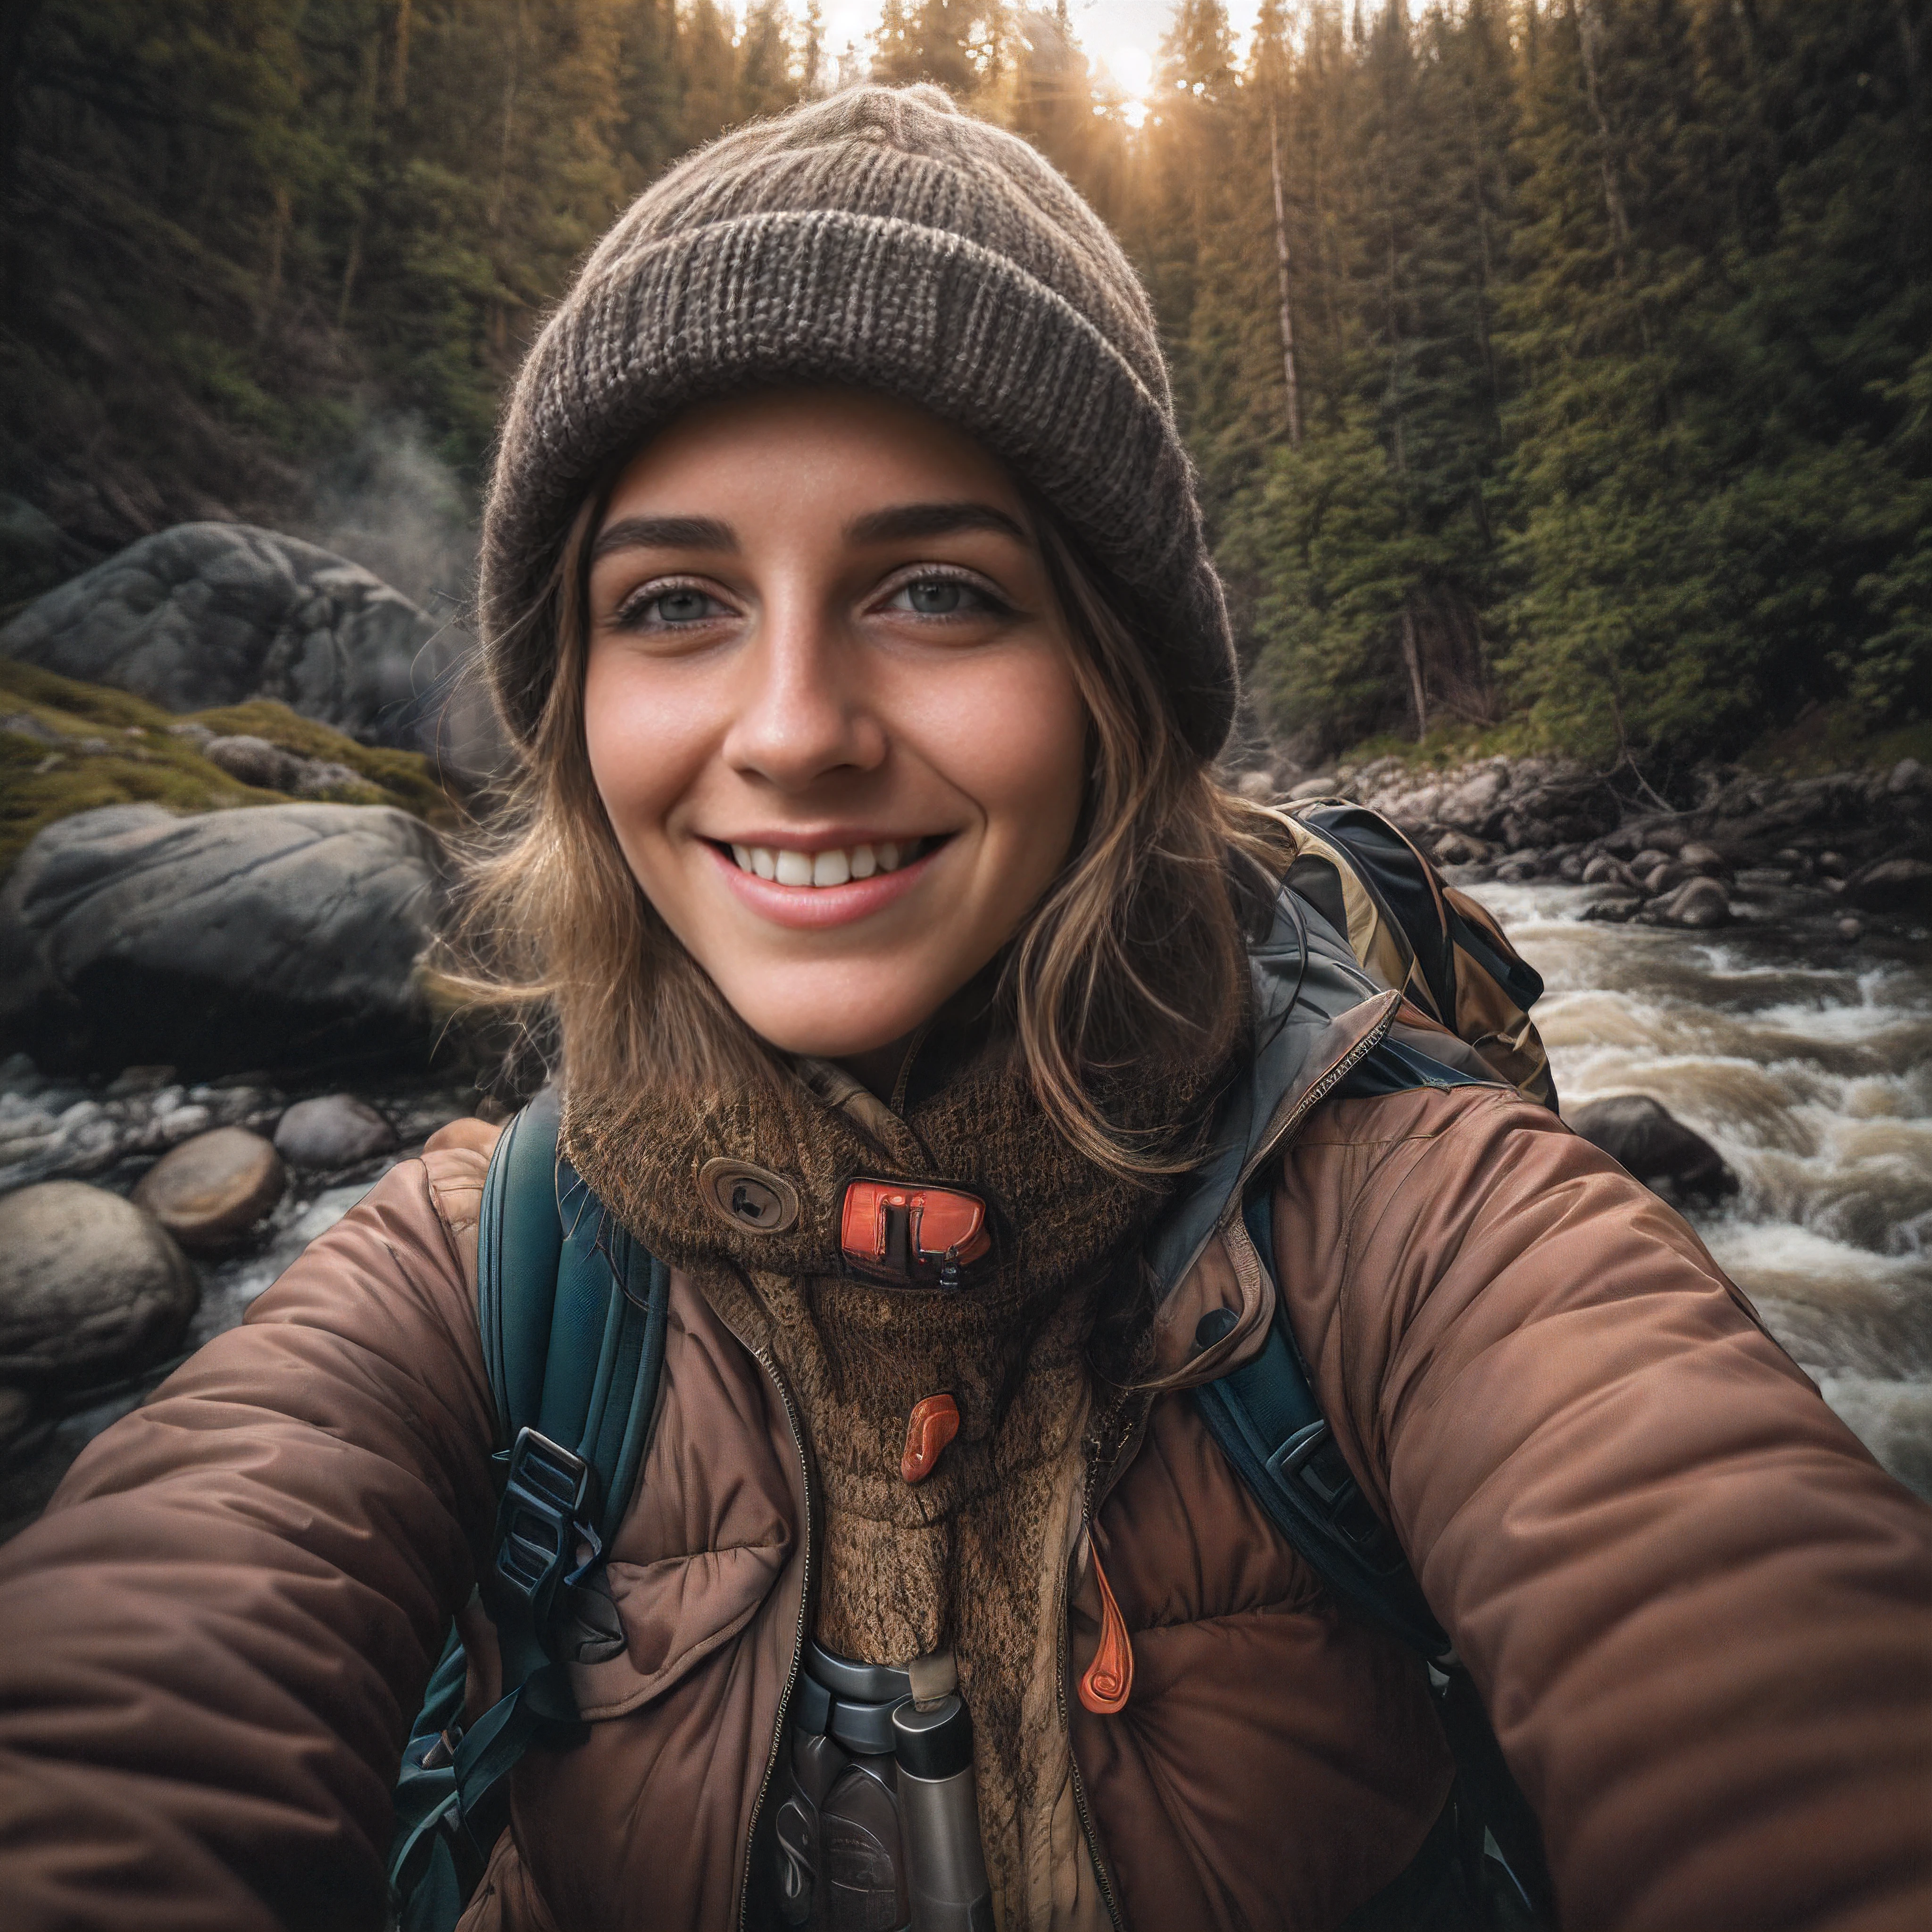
<box><xmin>729</xmin><ymin>839</ymin><xmax>925</xmax><ymax>885</ymax></box>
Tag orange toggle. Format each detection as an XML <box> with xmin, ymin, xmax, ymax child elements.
<box><xmin>1078</xmin><ymin>1547</ymin><xmax>1133</xmax><ymax>1715</ymax></box>
<box><xmin>900</xmin><ymin>1393</ymin><xmax>961</xmax><ymax>1484</ymax></box>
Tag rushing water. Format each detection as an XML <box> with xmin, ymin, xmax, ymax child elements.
<box><xmin>1471</xmin><ymin>879</ymin><xmax>1932</xmax><ymax>1500</ymax></box>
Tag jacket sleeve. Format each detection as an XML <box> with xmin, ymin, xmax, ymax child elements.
<box><xmin>0</xmin><ymin>1154</ymin><xmax>500</xmax><ymax>1932</ymax></box>
<box><xmin>1276</xmin><ymin>1086</ymin><xmax>1932</xmax><ymax>1932</ymax></box>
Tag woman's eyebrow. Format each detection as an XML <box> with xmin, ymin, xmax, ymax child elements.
<box><xmin>591</xmin><ymin>514</ymin><xmax>737</xmax><ymax>560</ymax></box>
<box><xmin>844</xmin><ymin>500</ymin><xmax>1030</xmax><ymax>546</ymax></box>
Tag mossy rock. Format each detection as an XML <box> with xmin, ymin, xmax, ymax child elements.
<box><xmin>0</xmin><ymin>661</ymin><xmax>457</xmax><ymax>878</ymax></box>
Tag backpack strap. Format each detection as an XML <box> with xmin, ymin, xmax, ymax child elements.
<box><xmin>1192</xmin><ymin>1176</ymin><xmax>1449</xmax><ymax>1659</ymax></box>
<box><xmin>1194</xmin><ymin>1038</ymin><xmax>1557</xmax><ymax>1923</ymax></box>
<box><xmin>390</xmin><ymin>1091</ymin><xmax>672</xmax><ymax>1926</ymax></box>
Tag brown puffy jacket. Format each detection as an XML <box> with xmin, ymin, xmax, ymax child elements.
<box><xmin>1</xmin><ymin>1042</ymin><xmax>1928</xmax><ymax>1931</ymax></box>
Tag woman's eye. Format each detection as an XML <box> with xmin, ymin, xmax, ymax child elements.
<box><xmin>885</xmin><ymin>577</ymin><xmax>1000</xmax><ymax>617</ymax></box>
<box><xmin>618</xmin><ymin>584</ymin><xmax>727</xmax><ymax>628</ymax></box>
<box><xmin>651</xmin><ymin>587</ymin><xmax>722</xmax><ymax>624</ymax></box>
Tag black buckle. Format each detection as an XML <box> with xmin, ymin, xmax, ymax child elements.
<box><xmin>492</xmin><ymin>1427</ymin><xmax>598</xmax><ymax>1609</ymax></box>
<box><xmin>1273</xmin><ymin>1421</ymin><xmax>1405</xmax><ymax>1570</ymax></box>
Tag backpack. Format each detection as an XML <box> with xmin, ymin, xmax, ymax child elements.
<box><xmin>388</xmin><ymin>805</ymin><xmax>1559</xmax><ymax>1931</ymax></box>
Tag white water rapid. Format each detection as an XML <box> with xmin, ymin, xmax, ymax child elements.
<box><xmin>1472</xmin><ymin>880</ymin><xmax>1932</xmax><ymax>1501</ymax></box>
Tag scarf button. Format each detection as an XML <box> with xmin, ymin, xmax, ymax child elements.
<box><xmin>901</xmin><ymin>1393</ymin><xmax>961</xmax><ymax>1483</ymax></box>
<box><xmin>697</xmin><ymin>1157</ymin><xmax>801</xmax><ymax>1234</ymax></box>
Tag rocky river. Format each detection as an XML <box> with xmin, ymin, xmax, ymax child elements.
<box><xmin>1470</xmin><ymin>875</ymin><xmax>1932</xmax><ymax>1500</ymax></box>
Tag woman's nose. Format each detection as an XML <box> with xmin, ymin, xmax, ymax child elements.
<box><xmin>720</xmin><ymin>596</ymin><xmax>886</xmax><ymax>791</ymax></box>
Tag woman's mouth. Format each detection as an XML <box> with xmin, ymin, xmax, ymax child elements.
<box><xmin>707</xmin><ymin>833</ymin><xmax>949</xmax><ymax>930</ymax></box>
<box><xmin>723</xmin><ymin>837</ymin><xmax>935</xmax><ymax>887</ymax></box>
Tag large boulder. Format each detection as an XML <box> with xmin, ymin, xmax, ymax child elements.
<box><xmin>0</xmin><ymin>802</ymin><xmax>449</xmax><ymax>1076</ymax></box>
<box><xmin>0</xmin><ymin>523</ymin><xmax>438</xmax><ymax>749</ymax></box>
<box><xmin>0</xmin><ymin>1181</ymin><xmax>199</xmax><ymax>1388</ymax></box>
<box><xmin>1568</xmin><ymin>1095</ymin><xmax>1738</xmax><ymax>1207</ymax></box>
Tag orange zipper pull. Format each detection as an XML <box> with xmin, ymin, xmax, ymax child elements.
<box><xmin>901</xmin><ymin>1392</ymin><xmax>961</xmax><ymax>1484</ymax></box>
<box><xmin>1078</xmin><ymin>1545</ymin><xmax>1133</xmax><ymax>1715</ymax></box>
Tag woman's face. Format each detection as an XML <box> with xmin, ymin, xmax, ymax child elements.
<box><xmin>583</xmin><ymin>388</ymin><xmax>1088</xmax><ymax>1066</ymax></box>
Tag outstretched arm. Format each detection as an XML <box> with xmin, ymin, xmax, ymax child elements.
<box><xmin>0</xmin><ymin>1150</ymin><xmax>500</xmax><ymax>1932</ymax></box>
<box><xmin>1277</xmin><ymin>1086</ymin><xmax>1932</xmax><ymax>1932</ymax></box>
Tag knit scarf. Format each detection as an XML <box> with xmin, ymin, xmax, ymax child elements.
<box><xmin>562</xmin><ymin>1020</ymin><xmax>1231</xmax><ymax>1919</ymax></box>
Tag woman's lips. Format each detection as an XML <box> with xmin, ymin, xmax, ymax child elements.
<box><xmin>708</xmin><ymin>836</ymin><xmax>946</xmax><ymax>929</ymax></box>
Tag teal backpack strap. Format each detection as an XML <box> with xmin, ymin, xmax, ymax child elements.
<box><xmin>389</xmin><ymin>1090</ymin><xmax>672</xmax><ymax>1928</ymax></box>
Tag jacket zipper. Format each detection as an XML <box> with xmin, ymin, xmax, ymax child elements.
<box><xmin>737</xmin><ymin>1341</ymin><xmax>816</xmax><ymax>1932</ymax></box>
<box><xmin>1227</xmin><ymin>995</ymin><xmax>1401</xmax><ymax>1215</ymax></box>
<box><xmin>1054</xmin><ymin>994</ymin><xmax>1403</xmax><ymax>1926</ymax></box>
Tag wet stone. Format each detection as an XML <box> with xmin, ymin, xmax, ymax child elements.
<box><xmin>0</xmin><ymin>1182</ymin><xmax>199</xmax><ymax>1388</ymax></box>
<box><xmin>132</xmin><ymin>1127</ymin><xmax>287</xmax><ymax>1254</ymax></box>
<box><xmin>1649</xmin><ymin>876</ymin><xmax>1731</xmax><ymax>929</ymax></box>
<box><xmin>274</xmin><ymin>1094</ymin><xmax>398</xmax><ymax>1169</ymax></box>
<box><xmin>1567</xmin><ymin>1095</ymin><xmax>1739</xmax><ymax>1207</ymax></box>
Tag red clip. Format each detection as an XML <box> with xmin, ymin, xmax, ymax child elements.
<box><xmin>1078</xmin><ymin>1547</ymin><xmax>1133</xmax><ymax>1715</ymax></box>
<box><xmin>840</xmin><ymin>1179</ymin><xmax>992</xmax><ymax>1286</ymax></box>
<box><xmin>901</xmin><ymin>1393</ymin><xmax>961</xmax><ymax>1484</ymax></box>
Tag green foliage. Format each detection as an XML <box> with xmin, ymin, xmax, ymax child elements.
<box><xmin>0</xmin><ymin>662</ymin><xmax>453</xmax><ymax>876</ymax></box>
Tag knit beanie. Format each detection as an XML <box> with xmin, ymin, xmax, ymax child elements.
<box><xmin>480</xmin><ymin>83</ymin><xmax>1237</xmax><ymax>759</ymax></box>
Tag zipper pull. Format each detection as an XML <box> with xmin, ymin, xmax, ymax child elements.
<box><xmin>1078</xmin><ymin>1546</ymin><xmax>1133</xmax><ymax>1715</ymax></box>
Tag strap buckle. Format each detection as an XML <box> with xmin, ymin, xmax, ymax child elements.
<box><xmin>1272</xmin><ymin>1421</ymin><xmax>1405</xmax><ymax>1570</ymax></box>
<box><xmin>488</xmin><ymin>1427</ymin><xmax>600</xmax><ymax>1634</ymax></box>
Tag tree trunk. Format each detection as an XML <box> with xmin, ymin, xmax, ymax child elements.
<box><xmin>1573</xmin><ymin>0</ymin><xmax>1632</xmax><ymax>264</ymax></box>
<box><xmin>1399</xmin><ymin>604</ymin><xmax>1428</xmax><ymax>740</ymax></box>
<box><xmin>392</xmin><ymin>0</ymin><xmax>414</xmax><ymax>112</ymax></box>
<box><xmin>1269</xmin><ymin>100</ymin><xmax>1303</xmax><ymax>448</ymax></box>
<box><xmin>258</xmin><ymin>181</ymin><xmax>291</xmax><ymax>339</ymax></box>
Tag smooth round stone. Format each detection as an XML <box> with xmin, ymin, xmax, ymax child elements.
<box><xmin>273</xmin><ymin>1093</ymin><xmax>398</xmax><ymax>1169</ymax></box>
<box><xmin>133</xmin><ymin>1126</ymin><xmax>287</xmax><ymax>1252</ymax></box>
<box><xmin>0</xmin><ymin>1181</ymin><xmax>199</xmax><ymax>1387</ymax></box>
<box><xmin>1567</xmin><ymin>1094</ymin><xmax>1738</xmax><ymax>1207</ymax></box>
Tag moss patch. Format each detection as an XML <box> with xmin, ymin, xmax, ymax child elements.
<box><xmin>0</xmin><ymin>662</ymin><xmax>456</xmax><ymax>878</ymax></box>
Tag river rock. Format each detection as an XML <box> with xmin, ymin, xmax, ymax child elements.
<box><xmin>1889</xmin><ymin>758</ymin><xmax>1927</xmax><ymax>795</ymax></box>
<box><xmin>1649</xmin><ymin>876</ymin><xmax>1731</xmax><ymax>928</ymax></box>
<box><xmin>1434</xmin><ymin>830</ymin><xmax>1489</xmax><ymax>866</ymax></box>
<box><xmin>0</xmin><ymin>523</ymin><xmax>436</xmax><ymax>748</ymax></box>
<box><xmin>1677</xmin><ymin>841</ymin><xmax>1726</xmax><ymax>874</ymax></box>
<box><xmin>275</xmin><ymin>1094</ymin><xmax>398</xmax><ymax>1169</ymax></box>
<box><xmin>132</xmin><ymin>1126</ymin><xmax>286</xmax><ymax>1251</ymax></box>
<box><xmin>0</xmin><ymin>1181</ymin><xmax>199</xmax><ymax>1387</ymax></box>
<box><xmin>0</xmin><ymin>802</ymin><xmax>449</xmax><ymax>1076</ymax></box>
<box><xmin>1567</xmin><ymin>1095</ymin><xmax>1739</xmax><ymax>1206</ymax></box>
<box><xmin>1842</xmin><ymin>857</ymin><xmax>1932</xmax><ymax>917</ymax></box>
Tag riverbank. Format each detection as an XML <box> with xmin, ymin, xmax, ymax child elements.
<box><xmin>1239</xmin><ymin>749</ymin><xmax>1932</xmax><ymax>939</ymax></box>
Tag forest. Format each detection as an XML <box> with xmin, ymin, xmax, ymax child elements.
<box><xmin>1</xmin><ymin>0</ymin><xmax>1927</xmax><ymax>780</ymax></box>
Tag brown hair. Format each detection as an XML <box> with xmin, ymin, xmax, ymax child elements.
<box><xmin>443</xmin><ymin>490</ymin><xmax>1288</xmax><ymax>1178</ymax></box>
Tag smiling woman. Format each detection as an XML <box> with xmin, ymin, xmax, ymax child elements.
<box><xmin>458</xmin><ymin>366</ymin><xmax>1272</xmax><ymax>1170</ymax></box>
